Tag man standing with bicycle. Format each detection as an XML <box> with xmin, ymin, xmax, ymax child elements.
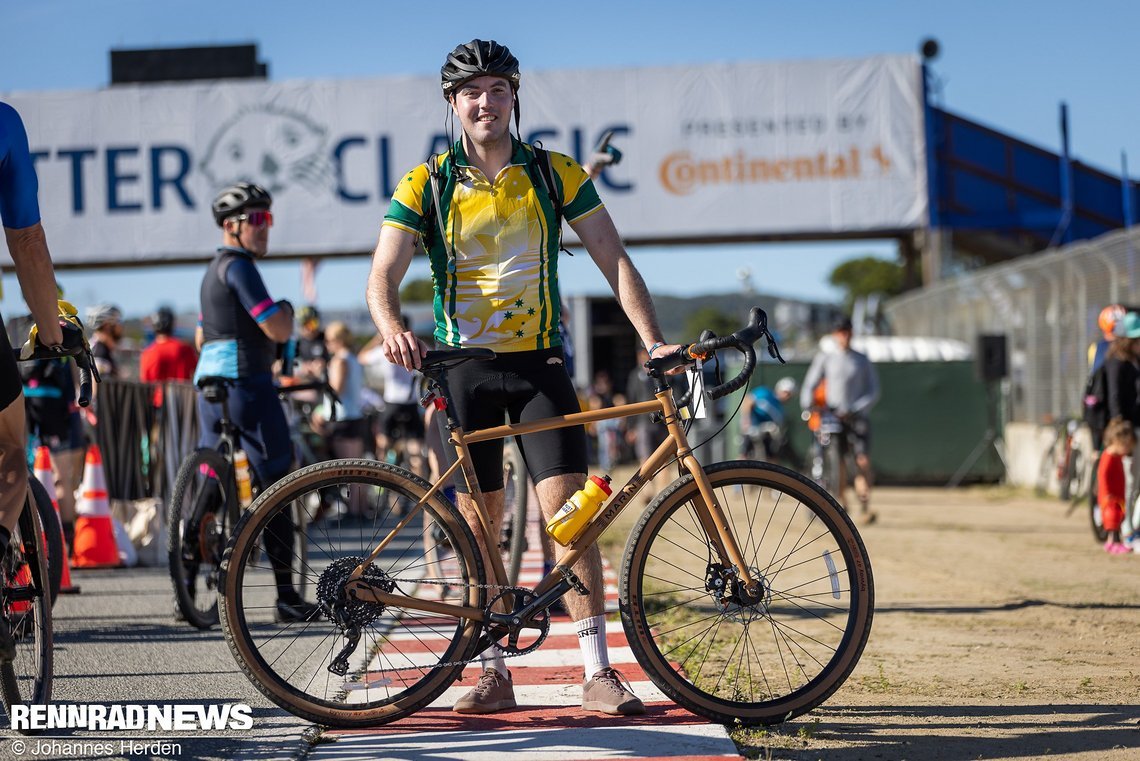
<box><xmin>800</xmin><ymin>316</ymin><xmax>879</xmax><ymax>523</ymax></box>
<box><xmin>195</xmin><ymin>182</ymin><xmax>315</xmax><ymax>622</ymax></box>
<box><xmin>367</xmin><ymin>39</ymin><xmax>679</xmax><ymax>716</ymax></box>
<box><xmin>0</xmin><ymin>102</ymin><xmax>68</xmax><ymax>659</ymax></box>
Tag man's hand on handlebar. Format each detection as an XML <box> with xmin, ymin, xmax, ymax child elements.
<box><xmin>647</xmin><ymin>342</ymin><xmax>685</xmax><ymax>375</ymax></box>
<box><xmin>383</xmin><ymin>330</ymin><xmax>429</xmax><ymax>371</ymax></box>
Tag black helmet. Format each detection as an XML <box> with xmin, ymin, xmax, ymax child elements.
<box><xmin>441</xmin><ymin>39</ymin><xmax>520</xmax><ymax>98</ymax></box>
<box><xmin>211</xmin><ymin>182</ymin><xmax>272</xmax><ymax>226</ymax></box>
<box><xmin>152</xmin><ymin>306</ymin><xmax>175</xmax><ymax>335</ymax></box>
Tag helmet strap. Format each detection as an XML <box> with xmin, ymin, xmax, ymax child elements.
<box><xmin>512</xmin><ymin>92</ymin><xmax>521</xmax><ymax>142</ymax></box>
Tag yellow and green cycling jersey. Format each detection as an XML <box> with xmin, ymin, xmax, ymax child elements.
<box><xmin>382</xmin><ymin>137</ymin><xmax>603</xmax><ymax>352</ymax></box>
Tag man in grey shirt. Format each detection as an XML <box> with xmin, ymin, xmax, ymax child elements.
<box><xmin>801</xmin><ymin>316</ymin><xmax>880</xmax><ymax>523</ymax></box>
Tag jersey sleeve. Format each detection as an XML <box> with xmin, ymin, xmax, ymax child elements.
<box><xmin>549</xmin><ymin>151</ymin><xmax>603</xmax><ymax>224</ymax></box>
<box><xmin>383</xmin><ymin>162</ymin><xmax>433</xmax><ymax>235</ymax></box>
<box><xmin>224</xmin><ymin>257</ymin><xmax>279</xmax><ymax>324</ymax></box>
<box><xmin>0</xmin><ymin>103</ymin><xmax>42</xmax><ymax>230</ymax></box>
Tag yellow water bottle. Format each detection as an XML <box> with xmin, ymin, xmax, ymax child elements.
<box><xmin>234</xmin><ymin>449</ymin><xmax>253</xmax><ymax>508</ymax></box>
<box><xmin>546</xmin><ymin>475</ymin><xmax>613</xmax><ymax>546</ymax></box>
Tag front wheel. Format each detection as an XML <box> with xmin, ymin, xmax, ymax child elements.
<box><xmin>620</xmin><ymin>461</ymin><xmax>874</xmax><ymax>725</ymax></box>
<box><xmin>28</xmin><ymin>477</ymin><xmax>62</xmax><ymax>606</ymax></box>
<box><xmin>168</xmin><ymin>448</ymin><xmax>233</xmax><ymax>629</ymax></box>
<box><xmin>0</xmin><ymin>490</ymin><xmax>53</xmax><ymax>732</ymax></box>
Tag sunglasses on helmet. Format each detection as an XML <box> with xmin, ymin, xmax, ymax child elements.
<box><xmin>232</xmin><ymin>210</ymin><xmax>273</xmax><ymax>228</ymax></box>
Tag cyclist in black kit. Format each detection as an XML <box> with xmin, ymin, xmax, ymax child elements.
<box><xmin>195</xmin><ymin>182</ymin><xmax>315</xmax><ymax>622</ymax></box>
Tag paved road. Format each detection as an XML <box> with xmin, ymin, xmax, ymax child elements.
<box><xmin>3</xmin><ymin>567</ymin><xmax>312</xmax><ymax>761</ymax></box>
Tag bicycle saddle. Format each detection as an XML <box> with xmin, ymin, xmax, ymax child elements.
<box><xmin>420</xmin><ymin>348</ymin><xmax>496</xmax><ymax>373</ymax></box>
<box><xmin>196</xmin><ymin>375</ymin><xmax>237</xmax><ymax>402</ymax></box>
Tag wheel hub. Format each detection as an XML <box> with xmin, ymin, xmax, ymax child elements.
<box><xmin>317</xmin><ymin>556</ymin><xmax>395</xmax><ymax>629</ymax></box>
<box><xmin>197</xmin><ymin>511</ymin><xmax>220</xmax><ymax>563</ymax></box>
<box><xmin>706</xmin><ymin>564</ymin><xmax>770</xmax><ymax>624</ymax></box>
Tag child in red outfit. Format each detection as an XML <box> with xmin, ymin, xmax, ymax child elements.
<box><xmin>1097</xmin><ymin>418</ymin><xmax>1135</xmax><ymax>554</ymax></box>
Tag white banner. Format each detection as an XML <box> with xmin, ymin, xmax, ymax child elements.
<box><xmin>2</xmin><ymin>55</ymin><xmax>927</xmax><ymax>266</ymax></box>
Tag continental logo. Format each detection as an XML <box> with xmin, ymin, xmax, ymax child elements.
<box><xmin>659</xmin><ymin>145</ymin><xmax>893</xmax><ymax>195</ymax></box>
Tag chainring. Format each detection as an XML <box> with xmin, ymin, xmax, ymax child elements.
<box><xmin>486</xmin><ymin>588</ymin><xmax>550</xmax><ymax>657</ymax></box>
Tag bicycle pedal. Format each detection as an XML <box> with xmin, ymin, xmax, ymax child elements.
<box><xmin>556</xmin><ymin>565</ymin><xmax>590</xmax><ymax>596</ymax></box>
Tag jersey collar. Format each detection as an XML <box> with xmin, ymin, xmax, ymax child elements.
<box><xmin>451</xmin><ymin>136</ymin><xmax>529</xmax><ymax>171</ymax></box>
<box><xmin>217</xmin><ymin>246</ymin><xmax>255</xmax><ymax>259</ymax></box>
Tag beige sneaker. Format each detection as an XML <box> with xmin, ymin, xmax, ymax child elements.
<box><xmin>582</xmin><ymin>667</ymin><xmax>646</xmax><ymax>715</ymax></box>
<box><xmin>453</xmin><ymin>668</ymin><xmax>516</xmax><ymax>714</ymax></box>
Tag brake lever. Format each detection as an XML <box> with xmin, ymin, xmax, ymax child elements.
<box><xmin>765</xmin><ymin>330</ymin><xmax>786</xmax><ymax>364</ymax></box>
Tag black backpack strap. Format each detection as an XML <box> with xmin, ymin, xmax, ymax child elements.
<box><xmin>423</xmin><ymin>154</ymin><xmax>456</xmax><ymax>269</ymax></box>
<box><xmin>531</xmin><ymin>145</ymin><xmax>572</xmax><ymax>256</ymax></box>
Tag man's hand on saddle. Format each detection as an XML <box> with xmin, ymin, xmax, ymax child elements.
<box><xmin>383</xmin><ymin>330</ymin><xmax>429</xmax><ymax>371</ymax></box>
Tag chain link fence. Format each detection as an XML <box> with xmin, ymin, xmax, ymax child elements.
<box><xmin>885</xmin><ymin>226</ymin><xmax>1140</xmax><ymax>424</ymax></box>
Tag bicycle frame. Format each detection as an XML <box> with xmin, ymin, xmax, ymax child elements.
<box><xmin>346</xmin><ymin>379</ymin><xmax>759</xmax><ymax>625</ymax></box>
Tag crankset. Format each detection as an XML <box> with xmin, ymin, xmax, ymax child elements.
<box><xmin>482</xmin><ymin>588</ymin><xmax>551</xmax><ymax>657</ymax></box>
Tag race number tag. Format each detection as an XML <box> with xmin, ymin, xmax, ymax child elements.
<box><xmin>691</xmin><ymin>359</ymin><xmax>707</xmax><ymax>419</ymax></box>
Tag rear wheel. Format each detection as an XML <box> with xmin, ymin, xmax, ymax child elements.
<box><xmin>621</xmin><ymin>461</ymin><xmax>873</xmax><ymax>725</ymax></box>
<box><xmin>220</xmin><ymin>459</ymin><xmax>486</xmax><ymax>727</ymax></box>
<box><xmin>0</xmin><ymin>490</ymin><xmax>53</xmax><ymax>733</ymax></box>
<box><xmin>822</xmin><ymin>438</ymin><xmax>844</xmax><ymax>497</ymax></box>
<box><xmin>168</xmin><ymin>448</ymin><xmax>232</xmax><ymax>629</ymax></box>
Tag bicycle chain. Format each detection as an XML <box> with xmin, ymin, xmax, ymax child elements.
<box><xmin>343</xmin><ymin>576</ymin><xmax>547</xmax><ymax>674</ymax></box>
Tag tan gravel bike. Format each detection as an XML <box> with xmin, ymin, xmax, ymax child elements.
<box><xmin>218</xmin><ymin>308</ymin><xmax>874</xmax><ymax>727</ymax></box>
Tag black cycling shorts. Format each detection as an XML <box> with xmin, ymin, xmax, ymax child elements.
<box><xmin>840</xmin><ymin>416</ymin><xmax>872</xmax><ymax>458</ymax></box>
<box><xmin>381</xmin><ymin>402</ymin><xmax>425</xmax><ymax>440</ymax></box>
<box><xmin>444</xmin><ymin>346</ymin><xmax>586</xmax><ymax>493</ymax></box>
<box><xmin>0</xmin><ymin>314</ymin><xmax>22</xmax><ymax>412</ymax></box>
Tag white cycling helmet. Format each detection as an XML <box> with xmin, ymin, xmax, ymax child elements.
<box><xmin>87</xmin><ymin>303</ymin><xmax>122</xmax><ymax>330</ymax></box>
<box><xmin>774</xmin><ymin>377</ymin><xmax>797</xmax><ymax>396</ymax></box>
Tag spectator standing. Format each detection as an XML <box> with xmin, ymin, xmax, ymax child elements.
<box><xmin>1104</xmin><ymin>313</ymin><xmax>1140</xmax><ymax>538</ymax></box>
<box><xmin>1097</xmin><ymin>418</ymin><xmax>1134</xmax><ymax>554</ymax></box>
<box><xmin>87</xmin><ymin>304</ymin><xmax>124</xmax><ymax>379</ymax></box>
<box><xmin>139</xmin><ymin>305</ymin><xmax>197</xmax><ymax>406</ymax></box>
<box><xmin>295</xmin><ymin>305</ymin><xmax>329</xmax><ymax>381</ymax></box>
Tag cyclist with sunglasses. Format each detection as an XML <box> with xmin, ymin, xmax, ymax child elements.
<box><xmin>367</xmin><ymin>39</ymin><xmax>679</xmax><ymax>717</ymax></box>
<box><xmin>194</xmin><ymin>183</ymin><xmax>315</xmax><ymax>622</ymax></box>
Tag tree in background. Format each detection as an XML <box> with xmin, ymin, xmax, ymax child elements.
<box><xmin>684</xmin><ymin>306</ymin><xmax>738</xmax><ymax>340</ymax></box>
<box><xmin>828</xmin><ymin>256</ymin><xmax>905</xmax><ymax>311</ymax></box>
<box><xmin>400</xmin><ymin>278</ymin><xmax>435</xmax><ymax>303</ymax></box>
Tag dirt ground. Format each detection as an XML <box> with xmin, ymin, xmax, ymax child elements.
<box><xmin>602</xmin><ymin>480</ymin><xmax>1140</xmax><ymax>760</ymax></box>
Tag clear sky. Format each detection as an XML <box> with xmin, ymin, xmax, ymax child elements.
<box><xmin>2</xmin><ymin>0</ymin><xmax>1137</xmax><ymax>320</ymax></box>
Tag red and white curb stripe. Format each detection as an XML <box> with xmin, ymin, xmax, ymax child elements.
<box><xmin>307</xmin><ymin>534</ymin><xmax>742</xmax><ymax>760</ymax></box>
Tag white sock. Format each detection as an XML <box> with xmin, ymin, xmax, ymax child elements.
<box><xmin>576</xmin><ymin>614</ymin><xmax>609</xmax><ymax>680</ymax></box>
<box><xmin>479</xmin><ymin>648</ymin><xmax>507</xmax><ymax>678</ymax></box>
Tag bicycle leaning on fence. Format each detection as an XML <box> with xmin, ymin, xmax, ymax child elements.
<box><xmin>2</xmin><ymin>321</ymin><xmax>97</xmax><ymax>732</ymax></box>
<box><xmin>216</xmin><ymin>308</ymin><xmax>875</xmax><ymax>727</ymax></box>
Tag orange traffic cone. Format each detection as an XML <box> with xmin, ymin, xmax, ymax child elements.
<box><xmin>32</xmin><ymin>446</ymin><xmax>80</xmax><ymax>593</ymax></box>
<box><xmin>72</xmin><ymin>444</ymin><xmax>121</xmax><ymax>569</ymax></box>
